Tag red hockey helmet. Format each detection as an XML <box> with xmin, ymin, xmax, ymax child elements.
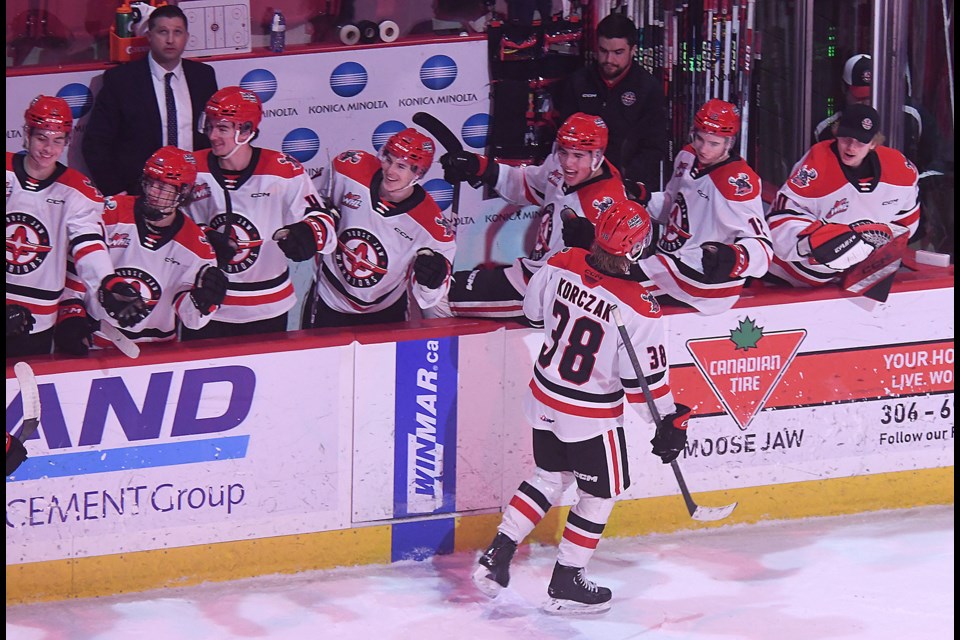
<box><xmin>141</xmin><ymin>146</ymin><xmax>198</xmax><ymax>213</ymax></box>
<box><xmin>202</xmin><ymin>86</ymin><xmax>263</xmax><ymax>133</ymax></box>
<box><xmin>594</xmin><ymin>199</ymin><xmax>652</xmax><ymax>261</ymax></box>
<box><xmin>694</xmin><ymin>99</ymin><xmax>740</xmax><ymax>137</ymax></box>
<box><xmin>383</xmin><ymin>128</ymin><xmax>435</xmax><ymax>176</ymax></box>
<box><xmin>24</xmin><ymin>95</ymin><xmax>73</xmax><ymax>135</ymax></box>
<box><xmin>556</xmin><ymin>112</ymin><xmax>609</xmax><ymax>152</ymax></box>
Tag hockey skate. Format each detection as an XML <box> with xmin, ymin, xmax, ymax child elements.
<box><xmin>471</xmin><ymin>532</ymin><xmax>517</xmax><ymax>598</ymax></box>
<box><xmin>543</xmin><ymin>562</ymin><xmax>612</xmax><ymax>615</ymax></box>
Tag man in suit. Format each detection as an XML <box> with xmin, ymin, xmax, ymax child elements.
<box><xmin>82</xmin><ymin>4</ymin><xmax>218</xmax><ymax>197</ymax></box>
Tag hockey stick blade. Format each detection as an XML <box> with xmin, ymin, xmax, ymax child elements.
<box><xmin>100</xmin><ymin>321</ymin><xmax>141</xmax><ymax>359</ymax></box>
<box><xmin>611</xmin><ymin>305</ymin><xmax>738</xmax><ymax>522</ymax></box>
<box><xmin>14</xmin><ymin>361</ymin><xmax>42</xmax><ymax>440</ymax></box>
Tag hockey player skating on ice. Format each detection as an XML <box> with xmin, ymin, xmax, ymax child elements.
<box><xmin>636</xmin><ymin>99</ymin><xmax>773</xmax><ymax>315</ymax></box>
<box><xmin>6</xmin><ymin>95</ymin><xmax>147</xmax><ymax>358</ymax></box>
<box><xmin>439</xmin><ymin>112</ymin><xmax>632</xmax><ymax>322</ymax></box>
<box><xmin>182</xmin><ymin>86</ymin><xmax>337</xmax><ymax>339</ymax></box>
<box><xmin>87</xmin><ymin>147</ymin><xmax>226</xmax><ymax>344</ymax></box>
<box><xmin>303</xmin><ymin>128</ymin><xmax>456</xmax><ymax>328</ymax></box>
<box><xmin>473</xmin><ymin>200</ymin><xmax>692</xmax><ymax>615</ymax></box>
<box><xmin>765</xmin><ymin>103</ymin><xmax>919</xmax><ymax>291</ymax></box>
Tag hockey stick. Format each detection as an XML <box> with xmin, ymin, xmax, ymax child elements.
<box><xmin>611</xmin><ymin>305</ymin><xmax>738</xmax><ymax>522</ymax></box>
<box><xmin>411</xmin><ymin>112</ymin><xmax>474</xmax><ymax>215</ymax></box>
<box><xmin>13</xmin><ymin>362</ymin><xmax>42</xmax><ymax>440</ymax></box>
<box><xmin>100</xmin><ymin>320</ymin><xmax>141</xmax><ymax>359</ymax></box>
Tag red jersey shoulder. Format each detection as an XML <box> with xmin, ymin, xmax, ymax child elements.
<box><xmin>408</xmin><ymin>193</ymin><xmax>455</xmax><ymax>243</ymax></box>
<box><xmin>710</xmin><ymin>159</ymin><xmax>761</xmax><ymax>201</ymax></box>
<box><xmin>257</xmin><ymin>148</ymin><xmax>307</xmax><ymax>178</ymax></box>
<box><xmin>176</xmin><ymin>214</ymin><xmax>217</xmax><ymax>260</ymax></box>
<box><xmin>784</xmin><ymin>141</ymin><xmax>846</xmax><ymax>197</ymax></box>
<box><xmin>876</xmin><ymin>146</ymin><xmax>919</xmax><ymax>186</ymax></box>
<box><xmin>6</xmin><ymin>151</ymin><xmax>14</xmax><ymax>171</ymax></box>
<box><xmin>59</xmin><ymin>167</ymin><xmax>104</xmax><ymax>201</ymax></box>
<box><xmin>193</xmin><ymin>149</ymin><xmax>214</xmax><ymax>172</ymax></box>
<box><xmin>575</xmin><ymin>176</ymin><xmax>626</xmax><ymax>223</ymax></box>
<box><xmin>334</xmin><ymin>150</ymin><xmax>379</xmax><ymax>183</ymax></box>
<box><xmin>102</xmin><ymin>194</ymin><xmax>137</xmax><ymax>225</ymax></box>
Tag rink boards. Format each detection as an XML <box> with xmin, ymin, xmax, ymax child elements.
<box><xmin>5</xmin><ymin>265</ymin><xmax>954</xmax><ymax>603</ymax></box>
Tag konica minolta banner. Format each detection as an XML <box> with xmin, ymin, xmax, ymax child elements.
<box><xmin>393</xmin><ymin>337</ymin><xmax>458</xmax><ymax>517</ymax></box>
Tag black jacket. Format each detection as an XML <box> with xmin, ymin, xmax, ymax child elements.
<box><xmin>554</xmin><ymin>62</ymin><xmax>668</xmax><ymax>189</ymax></box>
<box><xmin>82</xmin><ymin>57</ymin><xmax>218</xmax><ymax>196</ymax></box>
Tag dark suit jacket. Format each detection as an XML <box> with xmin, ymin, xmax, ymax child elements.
<box><xmin>82</xmin><ymin>57</ymin><xmax>218</xmax><ymax>196</ymax></box>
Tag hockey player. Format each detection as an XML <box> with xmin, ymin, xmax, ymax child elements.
<box><xmin>181</xmin><ymin>86</ymin><xmax>337</xmax><ymax>339</ymax></box>
<box><xmin>439</xmin><ymin>112</ymin><xmax>632</xmax><ymax>322</ymax></box>
<box><xmin>472</xmin><ymin>199</ymin><xmax>691</xmax><ymax>615</ymax></box>
<box><xmin>636</xmin><ymin>99</ymin><xmax>773</xmax><ymax>315</ymax></box>
<box><xmin>303</xmin><ymin>127</ymin><xmax>456</xmax><ymax>328</ymax></box>
<box><xmin>6</xmin><ymin>95</ymin><xmax>147</xmax><ymax>358</ymax></box>
<box><xmin>765</xmin><ymin>103</ymin><xmax>919</xmax><ymax>288</ymax></box>
<box><xmin>86</xmin><ymin>147</ymin><xmax>226</xmax><ymax>344</ymax></box>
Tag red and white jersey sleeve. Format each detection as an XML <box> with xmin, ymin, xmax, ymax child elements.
<box><xmin>638</xmin><ymin>146</ymin><xmax>772</xmax><ymax>314</ymax></box>
<box><xmin>522</xmin><ymin>248</ymin><xmax>677</xmax><ymax>442</ymax></box>
<box><xmin>90</xmin><ymin>195</ymin><xmax>219</xmax><ymax>342</ymax></box>
<box><xmin>184</xmin><ymin>148</ymin><xmax>331</xmax><ymax>323</ymax></box>
<box><xmin>315</xmin><ymin>151</ymin><xmax>456</xmax><ymax>315</ymax></box>
<box><xmin>766</xmin><ymin>141</ymin><xmax>920</xmax><ymax>286</ymax></box>
<box><xmin>6</xmin><ymin>152</ymin><xmax>113</xmax><ymax>333</ymax></box>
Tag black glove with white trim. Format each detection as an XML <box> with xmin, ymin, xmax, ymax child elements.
<box><xmin>701</xmin><ymin>242</ymin><xmax>749</xmax><ymax>283</ymax></box>
<box><xmin>7</xmin><ymin>304</ymin><xmax>35</xmax><ymax>337</ymax></box>
<box><xmin>190</xmin><ymin>265</ymin><xmax>228</xmax><ymax>315</ymax></box>
<box><xmin>54</xmin><ymin>300</ymin><xmax>97</xmax><ymax>356</ymax></box>
<box><xmin>98</xmin><ymin>274</ymin><xmax>149</xmax><ymax>328</ymax></box>
<box><xmin>413</xmin><ymin>249</ymin><xmax>449</xmax><ymax>290</ymax></box>
<box><xmin>651</xmin><ymin>404</ymin><xmax>691</xmax><ymax>464</ymax></box>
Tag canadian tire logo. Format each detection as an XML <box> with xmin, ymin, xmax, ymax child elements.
<box><xmin>686</xmin><ymin>317</ymin><xmax>806</xmax><ymax>430</ymax></box>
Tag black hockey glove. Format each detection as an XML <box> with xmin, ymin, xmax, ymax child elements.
<box><xmin>98</xmin><ymin>275</ymin><xmax>149</xmax><ymax>328</ymax></box>
<box><xmin>440</xmin><ymin>151</ymin><xmax>498</xmax><ymax>187</ymax></box>
<box><xmin>623</xmin><ymin>179</ymin><xmax>651</xmax><ymax>207</ymax></box>
<box><xmin>700</xmin><ymin>242</ymin><xmax>749</xmax><ymax>283</ymax></box>
<box><xmin>274</xmin><ymin>218</ymin><xmax>329</xmax><ymax>262</ymax></box>
<box><xmin>203</xmin><ymin>227</ymin><xmax>239</xmax><ymax>269</ymax></box>
<box><xmin>6</xmin><ymin>432</ymin><xmax>28</xmax><ymax>477</ymax></box>
<box><xmin>413</xmin><ymin>249</ymin><xmax>449</xmax><ymax>290</ymax></box>
<box><xmin>53</xmin><ymin>300</ymin><xmax>97</xmax><ymax>356</ymax></box>
<box><xmin>6</xmin><ymin>304</ymin><xmax>36</xmax><ymax>337</ymax></box>
<box><xmin>190</xmin><ymin>265</ymin><xmax>228</xmax><ymax>315</ymax></box>
<box><xmin>651</xmin><ymin>404</ymin><xmax>691</xmax><ymax>464</ymax></box>
<box><xmin>797</xmin><ymin>220</ymin><xmax>892</xmax><ymax>271</ymax></box>
<box><xmin>562</xmin><ymin>215</ymin><xmax>596</xmax><ymax>250</ymax></box>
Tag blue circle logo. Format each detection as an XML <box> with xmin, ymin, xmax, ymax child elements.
<box><xmin>330</xmin><ymin>62</ymin><xmax>368</xmax><ymax>98</ymax></box>
<box><xmin>240</xmin><ymin>69</ymin><xmax>278</xmax><ymax>103</ymax></box>
<box><xmin>422</xmin><ymin>178</ymin><xmax>454</xmax><ymax>212</ymax></box>
<box><xmin>281</xmin><ymin>128</ymin><xmax>320</xmax><ymax>163</ymax></box>
<box><xmin>461</xmin><ymin>113</ymin><xmax>490</xmax><ymax>149</ymax></box>
<box><xmin>57</xmin><ymin>83</ymin><xmax>93</xmax><ymax>119</ymax></box>
<box><xmin>371</xmin><ymin>120</ymin><xmax>407</xmax><ymax>151</ymax></box>
<box><xmin>419</xmin><ymin>55</ymin><xmax>457</xmax><ymax>91</ymax></box>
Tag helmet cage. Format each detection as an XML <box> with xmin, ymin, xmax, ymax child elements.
<box><xmin>141</xmin><ymin>148</ymin><xmax>198</xmax><ymax>215</ymax></box>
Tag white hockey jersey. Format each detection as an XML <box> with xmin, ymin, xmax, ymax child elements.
<box><xmin>523</xmin><ymin>248</ymin><xmax>678</xmax><ymax>442</ymax></box>
<box><xmin>638</xmin><ymin>145</ymin><xmax>772</xmax><ymax>315</ymax></box>
<box><xmin>766</xmin><ymin>140</ymin><xmax>920</xmax><ymax>286</ymax></box>
<box><xmin>314</xmin><ymin>151</ymin><xmax>456</xmax><ymax>315</ymax></box>
<box><xmin>6</xmin><ymin>152</ymin><xmax>114</xmax><ymax>333</ymax></box>
<box><xmin>183</xmin><ymin>148</ymin><xmax>335</xmax><ymax>323</ymax></box>
<box><xmin>86</xmin><ymin>195</ymin><xmax>219</xmax><ymax>343</ymax></box>
<box><xmin>493</xmin><ymin>153</ymin><xmax>630</xmax><ymax>295</ymax></box>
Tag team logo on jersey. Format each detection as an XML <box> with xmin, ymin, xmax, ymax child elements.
<box><xmin>341</xmin><ymin>191</ymin><xmax>363</xmax><ymax>210</ymax></box>
<box><xmin>209</xmin><ymin>213</ymin><xmax>264</xmax><ymax>274</ymax></box>
<box><xmin>338</xmin><ymin>151</ymin><xmax>363</xmax><ymax>164</ymax></box>
<box><xmin>790</xmin><ymin>165</ymin><xmax>818</xmax><ymax>188</ymax></box>
<box><xmin>641</xmin><ymin>290</ymin><xmax>661</xmax><ymax>314</ymax></box>
<box><xmin>191</xmin><ymin>183</ymin><xmax>212</xmax><ymax>202</ymax></box>
<box><xmin>548</xmin><ymin>169</ymin><xmax>563</xmax><ymax>187</ymax></box>
<box><xmin>530</xmin><ymin>204</ymin><xmax>555</xmax><ymax>261</ymax></box>
<box><xmin>657</xmin><ymin>195</ymin><xmax>692</xmax><ymax>253</ymax></box>
<box><xmin>686</xmin><ymin>317</ymin><xmax>806</xmax><ymax>431</ymax></box>
<box><xmin>620</xmin><ymin>91</ymin><xmax>637</xmax><ymax>107</ymax></box>
<box><xmin>113</xmin><ymin>267</ymin><xmax>162</xmax><ymax>316</ymax></box>
<box><xmin>591</xmin><ymin>195</ymin><xmax>615</xmax><ymax>216</ymax></box>
<box><xmin>728</xmin><ymin>173</ymin><xmax>754</xmax><ymax>197</ymax></box>
<box><xmin>825</xmin><ymin>198</ymin><xmax>850</xmax><ymax>219</ymax></box>
<box><xmin>6</xmin><ymin>212</ymin><xmax>52</xmax><ymax>274</ymax></box>
<box><xmin>435</xmin><ymin>215</ymin><xmax>456</xmax><ymax>239</ymax></box>
<box><xmin>675</xmin><ymin>161</ymin><xmax>689</xmax><ymax>178</ymax></box>
<box><xmin>336</xmin><ymin>228</ymin><xmax>389</xmax><ymax>287</ymax></box>
<box><xmin>107</xmin><ymin>232</ymin><xmax>131</xmax><ymax>248</ymax></box>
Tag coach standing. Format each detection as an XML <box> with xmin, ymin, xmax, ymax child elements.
<box><xmin>83</xmin><ymin>4</ymin><xmax>218</xmax><ymax>197</ymax></box>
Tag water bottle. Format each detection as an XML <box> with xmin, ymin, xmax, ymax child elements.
<box><xmin>269</xmin><ymin>11</ymin><xmax>286</xmax><ymax>53</ymax></box>
<box><xmin>115</xmin><ymin>1</ymin><xmax>134</xmax><ymax>38</ymax></box>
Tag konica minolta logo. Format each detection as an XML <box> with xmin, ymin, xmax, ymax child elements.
<box><xmin>420</xmin><ymin>55</ymin><xmax>457</xmax><ymax>90</ymax></box>
<box><xmin>281</xmin><ymin>128</ymin><xmax>320</xmax><ymax>163</ymax></box>
<box><xmin>461</xmin><ymin>113</ymin><xmax>490</xmax><ymax>149</ymax></box>
<box><xmin>330</xmin><ymin>61</ymin><xmax>368</xmax><ymax>98</ymax></box>
<box><xmin>372</xmin><ymin>120</ymin><xmax>406</xmax><ymax>151</ymax></box>
<box><xmin>57</xmin><ymin>83</ymin><xmax>93</xmax><ymax>119</ymax></box>
<box><xmin>240</xmin><ymin>69</ymin><xmax>278</xmax><ymax>103</ymax></box>
<box><xmin>422</xmin><ymin>178</ymin><xmax>454</xmax><ymax>212</ymax></box>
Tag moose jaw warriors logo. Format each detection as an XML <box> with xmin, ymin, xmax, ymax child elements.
<box><xmin>686</xmin><ymin>317</ymin><xmax>806</xmax><ymax>430</ymax></box>
<box><xmin>210</xmin><ymin>213</ymin><xmax>265</xmax><ymax>274</ymax></box>
<box><xmin>336</xmin><ymin>228</ymin><xmax>389</xmax><ymax>288</ymax></box>
<box><xmin>6</xmin><ymin>213</ymin><xmax>52</xmax><ymax>274</ymax></box>
<box><xmin>790</xmin><ymin>165</ymin><xmax>819</xmax><ymax>189</ymax></box>
<box><xmin>657</xmin><ymin>195</ymin><xmax>692</xmax><ymax>253</ymax></box>
<box><xmin>113</xmin><ymin>267</ymin><xmax>162</xmax><ymax>317</ymax></box>
<box><xmin>728</xmin><ymin>173</ymin><xmax>755</xmax><ymax>197</ymax></box>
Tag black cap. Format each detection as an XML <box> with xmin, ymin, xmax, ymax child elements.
<box><xmin>836</xmin><ymin>103</ymin><xmax>881</xmax><ymax>143</ymax></box>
